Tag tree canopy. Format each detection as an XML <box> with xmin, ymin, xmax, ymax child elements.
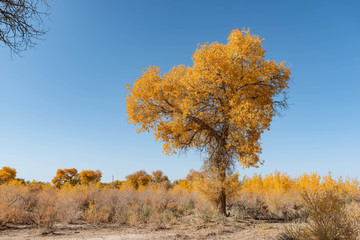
<box><xmin>0</xmin><ymin>166</ymin><xmax>16</xmax><ymax>183</ymax></box>
<box><xmin>52</xmin><ymin>168</ymin><xmax>79</xmax><ymax>187</ymax></box>
<box><xmin>78</xmin><ymin>170</ymin><xmax>102</xmax><ymax>184</ymax></box>
<box><xmin>127</xmin><ymin>29</ymin><xmax>290</xmax><ymax>167</ymax></box>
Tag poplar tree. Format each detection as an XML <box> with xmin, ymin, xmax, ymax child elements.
<box><xmin>126</xmin><ymin>29</ymin><xmax>290</xmax><ymax>215</ymax></box>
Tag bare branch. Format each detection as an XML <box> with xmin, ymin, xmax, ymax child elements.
<box><xmin>0</xmin><ymin>0</ymin><xmax>49</xmax><ymax>54</ymax></box>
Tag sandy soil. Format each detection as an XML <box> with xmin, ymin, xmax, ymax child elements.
<box><xmin>0</xmin><ymin>222</ymin><xmax>290</xmax><ymax>240</ymax></box>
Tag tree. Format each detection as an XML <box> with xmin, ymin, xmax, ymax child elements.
<box><xmin>126</xmin><ymin>29</ymin><xmax>290</xmax><ymax>215</ymax></box>
<box><xmin>52</xmin><ymin>168</ymin><xmax>79</xmax><ymax>187</ymax></box>
<box><xmin>0</xmin><ymin>166</ymin><xmax>16</xmax><ymax>183</ymax></box>
<box><xmin>0</xmin><ymin>0</ymin><xmax>49</xmax><ymax>53</ymax></box>
<box><xmin>78</xmin><ymin>170</ymin><xmax>102</xmax><ymax>184</ymax></box>
<box><xmin>125</xmin><ymin>170</ymin><xmax>152</xmax><ymax>190</ymax></box>
<box><xmin>151</xmin><ymin>170</ymin><xmax>169</xmax><ymax>184</ymax></box>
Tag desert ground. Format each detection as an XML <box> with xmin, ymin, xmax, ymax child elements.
<box><xmin>0</xmin><ymin>221</ymin><xmax>290</xmax><ymax>240</ymax></box>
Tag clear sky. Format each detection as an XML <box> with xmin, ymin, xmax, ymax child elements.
<box><xmin>0</xmin><ymin>0</ymin><xmax>359</xmax><ymax>183</ymax></box>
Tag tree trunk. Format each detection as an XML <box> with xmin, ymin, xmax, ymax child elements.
<box><xmin>219</xmin><ymin>187</ymin><xmax>227</xmax><ymax>216</ymax></box>
<box><xmin>217</xmin><ymin>164</ymin><xmax>230</xmax><ymax>216</ymax></box>
<box><xmin>211</xmin><ymin>125</ymin><xmax>230</xmax><ymax>216</ymax></box>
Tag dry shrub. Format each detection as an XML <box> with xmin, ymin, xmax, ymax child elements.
<box><xmin>279</xmin><ymin>191</ymin><xmax>359</xmax><ymax>240</ymax></box>
<box><xmin>0</xmin><ymin>185</ymin><xmax>61</xmax><ymax>229</ymax></box>
<box><xmin>0</xmin><ymin>185</ymin><xmax>34</xmax><ymax>226</ymax></box>
<box><xmin>169</xmin><ymin>188</ymin><xmax>198</xmax><ymax>215</ymax></box>
<box><xmin>121</xmin><ymin>187</ymin><xmax>201</xmax><ymax>228</ymax></box>
<box><xmin>29</xmin><ymin>188</ymin><xmax>59</xmax><ymax>229</ymax></box>
<box><xmin>49</xmin><ymin>184</ymin><xmax>202</xmax><ymax>227</ymax></box>
<box><xmin>1</xmin><ymin>171</ymin><xmax>359</xmax><ymax>232</ymax></box>
<box><xmin>0</xmin><ymin>185</ymin><xmax>21</xmax><ymax>226</ymax></box>
<box><xmin>232</xmin><ymin>191</ymin><xmax>306</xmax><ymax>221</ymax></box>
<box><xmin>55</xmin><ymin>186</ymin><xmax>83</xmax><ymax>224</ymax></box>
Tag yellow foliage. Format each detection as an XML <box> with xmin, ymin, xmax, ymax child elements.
<box><xmin>78</xmin><ymin>170</ymin><xmax>102</xmax><ymax>184</ymax></box>
<box><xmin>240</xmin><ymin>172</ymin><xmax>360</xmax><ymax>205</ymax></box>
<box><xmin>172</xmin><ymin>179</ymin><xmax>192</xmax><ymax>191</ymax></box>
<box><xmin>0</xmin><ymin>167</ymin><xmax>17</xmax><ymax>184</ymax></box>
<box><xmin>172</xmin><ymin>170</ymin><xmax>241</xmax><ymax>205</ymax></box>
<box><xmin>7</xmin><ymin>179</ymin><xmax>25</xmax><ymax>186</ymax></box>
<box><xmin>171</xmin><ymin>170</ymin><xmax>203</xmax><ymax>191</ymax></box>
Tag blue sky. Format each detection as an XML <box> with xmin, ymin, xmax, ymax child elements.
<box><xmin>0</xmin><ymin>0</ymin><xmax>359</xmax><ymax>182</ymax></box>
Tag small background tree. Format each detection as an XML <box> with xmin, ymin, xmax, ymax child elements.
<box><xmin>0</xmin><ymin>166</ymin><xmax>16</xmax><ymax>184</ymax></box>
<box><xmin>126</xmin><ymin>29</ymin><xmax>290</xmax><ymax>215</ymax></box>
<box><xmin>152</xmin><ymin>170</ymin><xmax>169</xmax><ymax>184</ymax></box>
<box><xmin>52</xmin><ymin>168</ymin><xmax>79</xmax><ymax>187</ymax></box>
<box><xmin>125</xmin><ymin>170</ymin><xmax>152</xmax><ymax>190</ymax></box>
